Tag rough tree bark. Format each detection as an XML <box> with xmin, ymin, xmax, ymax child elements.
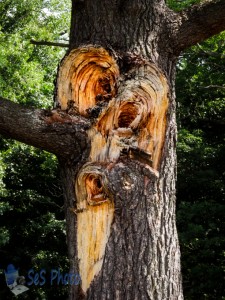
<box><xmin>1</xmin><ymin>0</ymin><xmax>225</xmax><ymax>299</ymax></box>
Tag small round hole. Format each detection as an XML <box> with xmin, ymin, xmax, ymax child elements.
<box><xmin>85</xmin><ymin>174</ymin><xmax>107</xmax><ymax>205</ymax></box>
<box><xmin>118</xmin><ymin>103</ymin><xmax>138</xmax><ymax>128</ymax></box>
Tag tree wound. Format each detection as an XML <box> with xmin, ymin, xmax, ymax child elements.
<box><xmin>117</xmin><ymin>102</ymin><xmax>139</xmax><ymax>128</ymax></box>
<box><xmin>57</xmin><ymin>46</ymin><xmax>169</xmax><ymax>294</ymax></box>
<box><xmin>85</xmin><ymin>173</ymin><xmax>108</xmax><ymax>205</ymax></box>
<box><xmin>55</xmin><ymin>47</ymin><xmax>119</xmax><ymax>116</ymax></box>
<box><xmin>75</xmin><ymin>164</ymin><xmax>114</xmax><ymax>293</ymax></box>
<box><xmin>91</xmin><ymin>64</ymin><xmax>169</xmax><ymax>169</ymax></box>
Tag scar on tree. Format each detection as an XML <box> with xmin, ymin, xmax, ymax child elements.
<box><xmin>56</xmin><ymin>46</ymin><xmax>169</xmax><ymax>293</ymax></box>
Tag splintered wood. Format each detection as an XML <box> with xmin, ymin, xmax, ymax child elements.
<box><xmin>56</xmin><ymin>46</ymin><xmax>169</xmax><ymax>293</ymax></box>
<box><xmin>91</xmin><ymin>63</ymin><xmax>169</xmax><ymax>169</ymax></box>
<box><xmin>75</xmin><ymin>164</ymin><xmax>114</xmax><ymax>293</ymax></box>
<box><xmin>55</xmin><ymin>47</ymin><xmax>119</xmax><ymax>115</ymax></box>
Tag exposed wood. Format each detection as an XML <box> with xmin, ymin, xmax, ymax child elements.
<box><xmin>57</xmin><ymin>47</ymin><xmax>170</xmax><ymax>294</ymax></box>
<box><xmin>93</xmin><ymin>62</ymin><xmax>169</xmax><ymax>170</ymax></box>
<box><xmin>69</xmin><ymin>0</ymin><xmax>176</xmax><ymax>74</ymax></box>
<box><xmin>76</xmin><ymin>163</ymin><xmax>111</xmax><ymax>209</ymax></box>
<box><xmin>86</xmin><ymin>158</ymin><xmax>182</xmax><ymax>299</ymax></box>
<box><xmin>55</xmin><ymin>46</ymin><xmax>119</xmax><ymax>115</ymax></box>
<box><xmin>75</xmin><ymin>163</ymin><xmax>114</xmax><ymax>293</ymax></box>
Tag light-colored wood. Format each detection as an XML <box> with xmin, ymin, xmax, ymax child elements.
<box><xmin>56</xmin><ymin>47</ymin><xmax>119</xmax><ymax>115</ymax></box>
<box><xmin>57</xmin><ymin>46</ymin><xmax>169</xmax><ymax>293</ymax></box>
<box><xmin>93</xmin><ymin>64</ymin><xmax>169</xmax><ymax>169</ymax></box>
<box><xmin>75</xmin><ymin>164</ymin><xmax>114</xmax><ymax>293</ymax></box>
<box><xmin>77</xmin><ymin>202</ymin><xmax>114</xmax><ymax>293</ymax></box>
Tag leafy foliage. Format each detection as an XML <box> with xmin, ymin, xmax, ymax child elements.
<box><xmin>0</xmin><ymin>143</ymin><xmax>69</xmax><ymax>299</ymax></box>
<box><xmin>0</xmin><ymin>0</ymin><xmax>71</xmax><ymax>298</ymax></box>
<box><xmin>0</xmin><ymin>0</ymin><xmax>70</xmax><ymax>108</ymax></box>
<box><xmin>176</xmin><ymin>32</ymin><xmax>225</xmax><ymax>299</ymax></box>
<box><xmin>166</xmin><ymin>0</ymin><xmax>200</xmax><ymax>11</ymax></box>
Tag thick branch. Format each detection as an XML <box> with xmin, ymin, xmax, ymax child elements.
<box><xmin>30</xmin><ymin>39</ymin><xmax>70</xmax><ymax>48</ymax></box>
<box><xmin>175</xmin><ymin>0</ymin><xmax>225</xmax><ymax>53</ymax></box>
<box><xmin>0</xmin><ymin>97</ymin><xmax>90</xmax><ymax>159</ymax></box>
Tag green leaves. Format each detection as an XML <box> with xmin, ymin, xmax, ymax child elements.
<box><xmin>177</xmin><ymin>32</ymin><xmax>225</xmax><ymax>130</ymax></box>
<box><xmin>0</xmin><ymin>141</ymin><xmax>68</xmax><ymax>298</ymax></box>
<box><xmin>166</xmin><ymin>0</ymin><xmax>201</xmax><ymax>11</ymax></box>
<box><xmin>0</xmin><ymin>0</ymin><xmax>70</xmax><ymax>108</ymax></box>
<box><xmin>177</xmin><ymin>31</ymin><xmax>225</xmax><ymax>299</ymax></box>
<box><xmin>0</xmin><ymin>1</ymin><xmax>70</xmax><ymax>298</ymax></box>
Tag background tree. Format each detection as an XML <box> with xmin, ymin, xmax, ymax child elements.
<box><xmin>0</xmin><ymin>0</ymin><xmax>225</xmax><ymax>299</ymax></box>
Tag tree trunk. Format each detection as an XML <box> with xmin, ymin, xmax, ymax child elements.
<box><xmin>56</xmin><ymin>1</ymin><xmax>182</xmax><ymax>299</ymax></box>
<box><xmin>1</xmin><ymin>0</ymin><xmax>225</xmax><ymax>299</ymax></box>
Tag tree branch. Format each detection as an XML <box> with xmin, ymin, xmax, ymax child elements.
<box><xmin>174</xmin><ymin>0</ymin><xmax>225</xmax><ymax>53</ymax></box>
<box><xmin>30</xmin><ymin>39</ymin><xmax>70</xmax><ymax>48</ymax></box>
<box><xmin>199</xmin><ymin>84</ymin><xmax>225</xmax><ymax>90</ymax></box>
<box><xmin>196</xmin><ymin>43</ymin><xmax>225</xmax><ymax>58</ymax></box>
<box><xmin>0</xmin><ymin>97</ymin><xmax>90</xmax><ymax>160</ymax></box>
